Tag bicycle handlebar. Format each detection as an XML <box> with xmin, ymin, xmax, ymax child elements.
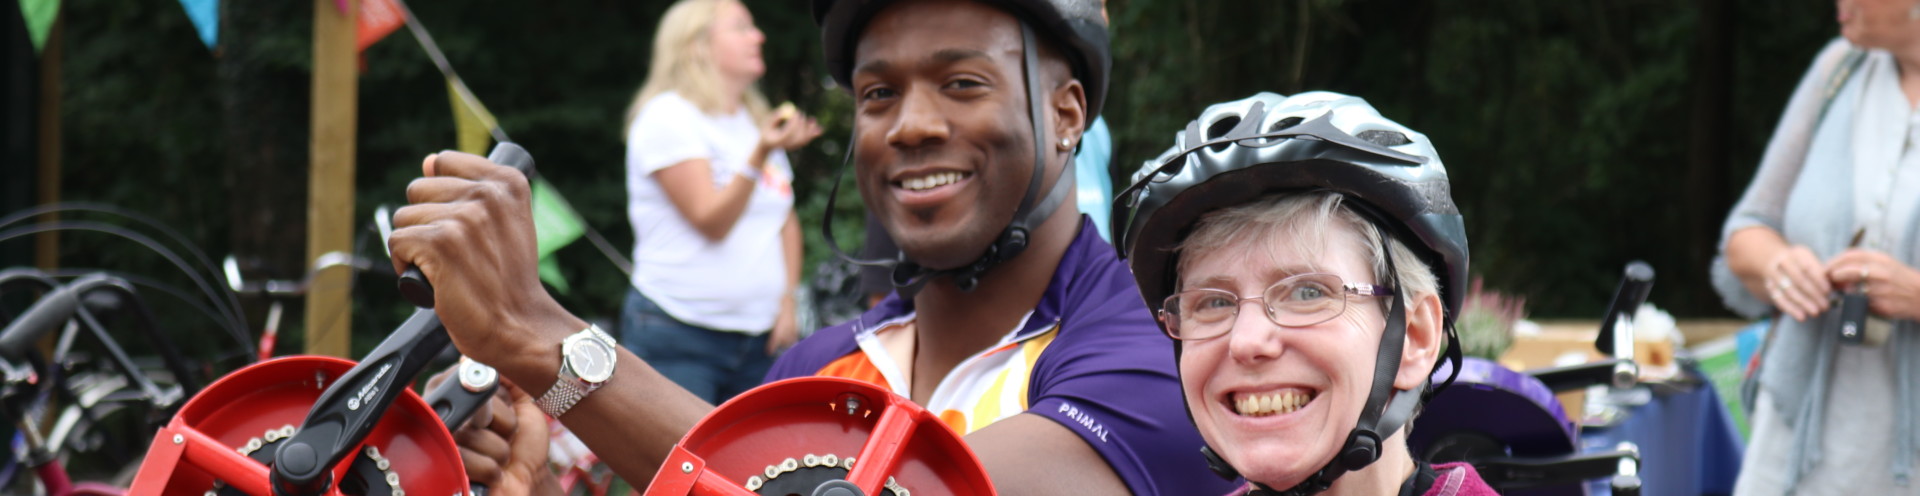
<box><xmin>0</xmin><ymin>273</ymin><xmax>130</xmax><ymax>360</ymax></box>
<box><xmin>397</xmin><ymin>142</ymin><xmax>535</xmax><ymax>308</ymax></box>
<box><xmin>1595</xmin><ymin>261</ymin><xmax>1654</xmax><ymax>357</ymax></box>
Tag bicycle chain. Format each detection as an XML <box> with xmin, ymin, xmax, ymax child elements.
<box><xmin>205</xmin><ymin>424</ymin><xmax>407</xmax><ymax>496</ymax></box>
<box><xmin>744</xmin><ymin>452</ymin><xmax>908</xmax><ymax>496</ymax></box>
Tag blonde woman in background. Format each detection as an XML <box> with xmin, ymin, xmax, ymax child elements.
<box><xmin>621</xmin><ymin>0</ymin><xmax>821</xmax><ymax>405</ymax></box>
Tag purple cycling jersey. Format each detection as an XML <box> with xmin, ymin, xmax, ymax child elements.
<box><xmin>767</xmin><ymin>218</ymin><xmax>1238</xmax><ymax>496</ymax></box>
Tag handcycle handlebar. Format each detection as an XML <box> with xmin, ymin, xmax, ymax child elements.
<box><xmin>0</xmin><ymin>267</ymin><xmax>61</xmax><ymax>294</ymax></box>
<box><xmin>1413</xmin><ymin>261</ymin><xmax>1657</xmax><ymax>495</ymax></box>
<box><xmin>0</xmin><ymin>273</ymin><xmax>128</xmax><ymax>360</ymax></box>
<box><xmin>1596</xmin><ymin>261</ymin><xmax>1654</xmax><ymax>358</ymax></box>
<box><xmin>271</xmin><ymin>141</ymin><xmax>530</xmax><ymax>495</ymax></box>
<box><xmin>1527</xmin><ymin>358</ymin><xmax>1638</xmax><ymax>393</ymax></box>
<box><xmin>1471</xmin><ymin>442</ymin><xmax>1640</xmax><ymax>496</ymax></box>
<box><xmin>396</xmin><ymin>142</ymin><xmax>535</xmax><ymax>309</ymax></box>
<box><xmin>0</xmin><ymin>273</ymin><xmax>202</xmax><ymax>399</ymax></box>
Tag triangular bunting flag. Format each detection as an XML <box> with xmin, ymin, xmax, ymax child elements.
<box><xmin>177</xmin><ymin>0</ymin><xmax>218</xmax><ymax>49</ymax></box>
<box><xmin>532</xmin><ymin>178</ymin><xmax>587</xmax><ymax>294</ymax></box>
<box><xmin>357</xmin><ymin>0</ymin><xmax>403</xmax><ymax>53</ymax></box>
<box><xmin>19</xmin><ymin>0</ymin><xmax>59</xmax><ymax>53</ymax></box>
<box><xmin>447</xmin><ymin>77</ymin><xmax>498</xmax><ymax>156</ymax></box>
<box><xmin>445</xmin><ymin>77</ymin><xmax>584</xmax><ymax>293</ymax></box>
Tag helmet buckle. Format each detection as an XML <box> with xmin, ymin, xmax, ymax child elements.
<box><xmin>1341</xmin><ymin>430</ymin><xmax>1382</xmax><ymax>468</ymax></box>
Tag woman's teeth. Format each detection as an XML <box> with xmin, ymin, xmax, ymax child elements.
<box><xmin>901</xmin><ymin>172</ymin><xmax>966</xmax><ymax>191</ymax></box>
<box><xmin>1234</xmin><ymin>391</ymin><xmax>1314</xmax><ymax>417</ymax></box>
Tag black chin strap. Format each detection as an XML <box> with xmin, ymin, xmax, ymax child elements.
<box><xmin>1209</xmin><ymin>226</ymin><xmax>1428</xmax><ymax>496</ymax></box>
<box><xmin>819</xmin><ymin>21</ymin><xmax>1075</xmax><ymax>295</ymax></box>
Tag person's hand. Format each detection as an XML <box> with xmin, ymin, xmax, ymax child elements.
<box><xmin>1826</xmin><ymin>249</ymin><xmax>1920</xmax><ymax>321</ymax></box>
<box><xmin>758</xmin><ymin>109</ymin><xmax>823</xmax><ymax>153</ymax></box>
<box><xmin>450</xmin><ymin>379</ymin><xmax>558</xmax><ymax>496</ymax></box>
<box><xmin>767</xmin><ymin>297</ymin><xmax>799</xmax><ymax>356</ymax></box>
<box><xmin>389</xmin><ymin>152</ymin><xmax>581</xmax><ymax>368</ymax></box>
<box><xmin>1765</xmin><ymin>244</ymin><xmax>1831</xmax><ymax>321</ymax></box>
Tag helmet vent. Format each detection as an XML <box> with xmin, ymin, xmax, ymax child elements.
<box><xmin>1205</xmin><ymin>116</ymin><xmax>1240</xmax><ymax>152</ymax></box>
<box><xmin>1268</xmin><ymin>116</ymin><xmax>1304</xmax><ymax>133</ymax></box>
<box><xmin>1356</xmin><ymin>130</ymin><xmax>1412</xmax><ymax>147</ymax></box>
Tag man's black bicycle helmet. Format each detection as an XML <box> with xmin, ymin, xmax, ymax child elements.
<box><xmin>1113</xmin><ymin>92</ymin><xmax>1468</xmax><ymax>496</ymax></box>
<box><xmin>811</xmin><ymin>0</ymin><xmax>1112</xmax><ymax>291</ymax></box>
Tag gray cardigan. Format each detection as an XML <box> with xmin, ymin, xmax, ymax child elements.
<box><xmin>1712</xmin><ymin>38</ymin><xmax>1920</xmax><ymax>488</ymax></box>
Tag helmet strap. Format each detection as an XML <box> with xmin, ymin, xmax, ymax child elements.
<box><xmin>818</xmin><ymin>20</ymin><xmax>1075</xmax><ymax>297</ymax></box>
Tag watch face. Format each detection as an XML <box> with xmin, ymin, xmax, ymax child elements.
<box><xmin>567</xmin><ymin>336</ymin><xmax>617</xmax><ymax>383</ymax></box>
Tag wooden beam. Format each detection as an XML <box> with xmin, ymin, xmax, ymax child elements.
<box><xmin>305</xmin><ymin>0</ymin><xmax>357</xmax><ymax>358</ymax></box>
<box><xmin>35</xmin><ymin>15</ymin><xmax>61</xmax><ymax>271</ymax></box>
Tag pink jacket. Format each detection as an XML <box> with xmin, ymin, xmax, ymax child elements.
<box><xmin>1225</xmin><ymin>462</ymin><xmax>1499</xmax><ymax>496</ymax></box>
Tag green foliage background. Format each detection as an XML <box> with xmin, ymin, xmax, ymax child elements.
<box><xmin>6</xmin><ymin>0</ymin><xmax>1838</xmax><ymax>357</ymax></box>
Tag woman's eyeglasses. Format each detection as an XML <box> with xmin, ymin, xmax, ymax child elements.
<box><xmin>1160</xmin><ymin>272</ymin><xmax>1394</xmax><ymax>341</ymax></box>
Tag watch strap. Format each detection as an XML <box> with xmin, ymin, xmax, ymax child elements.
<box><xmin>536</xmin><ymin>370</ymin><xmax>589</xmax><ymax>418</ymax></box>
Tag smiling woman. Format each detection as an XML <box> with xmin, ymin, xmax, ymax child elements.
<box><xmin>618</xmin><ymin>0</ymin><xmax>823</xmax><ymax>405</ymax></box>
<box><xmin>1116</xmin><ymin>91</ymin><xmax>1497</xmax><ymax>496</ymax></box>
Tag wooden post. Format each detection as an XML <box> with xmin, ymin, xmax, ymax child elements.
<box><xmin>305</xmin><ymin>0</ymin><xmax>357</xmax><ymax>358</ymax></box>
<box><xmin>35</xmin><ymin>16</ymin><xmax>61</xmax><ymax>271</ymax></box>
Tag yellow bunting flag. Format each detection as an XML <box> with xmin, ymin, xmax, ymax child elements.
<box><xmin>446</xmin><ymin>78</ymin><xmax>584</xmax><ymax>293</ymax></box>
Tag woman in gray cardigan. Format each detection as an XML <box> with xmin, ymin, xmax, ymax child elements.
<box><xmin>1713</xmin><ymin>2</ymin><xmax>1920</xmax><ymax>494</ymax></box>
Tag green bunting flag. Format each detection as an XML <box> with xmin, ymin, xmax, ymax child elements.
<box><xmin>19</xmin><ymin>0</ymin><xmax>59</xmax><ymax>53</ymax></box>
<box><xmin>531</xmin><ymin>178</ymin><xmax>587</xmax><ymax>294</ymax></box>
<box><xmin>446</xmin><ymin>78</ymin><xmax>585</xmax><ymax>293</ymax></box>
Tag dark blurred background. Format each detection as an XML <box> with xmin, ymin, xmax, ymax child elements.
<box><xmin>1</xmin><ymin>0</ymin><xmax>1836</xmax><ymax>355</ymax></box>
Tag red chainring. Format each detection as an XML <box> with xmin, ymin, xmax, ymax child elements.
<box><xmin>644</xmin><ymin>377</ymin><xmax>994</xmax><ymax>496</ymax></box>
<box><xmin>126</xmin><ymin>356</ymin><xmax>468</xmax><ymax>496</ymax></box>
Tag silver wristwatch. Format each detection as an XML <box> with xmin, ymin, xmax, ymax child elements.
<box><xmin>535</xmin><ymin>324</ymin><xmax>618</xmax><ymax>418</ymax></box>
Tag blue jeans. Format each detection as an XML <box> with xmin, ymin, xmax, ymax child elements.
<box><xmin>620</xmin><ymin>289</ymin><xmax>773</xmax><ymax>405</ymax></box>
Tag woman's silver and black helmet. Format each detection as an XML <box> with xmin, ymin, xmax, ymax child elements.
<box><xmin>1113</xmin><ymin>92</ymin><xmax>1467</xmax><ymax>496</ymax></box>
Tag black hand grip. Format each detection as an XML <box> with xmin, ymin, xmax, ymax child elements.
<box><xmin>272</xmin><ymin>308</ymin><xmax>451</xmax><ymax>496</ymax></box>
<box><xmin>0</xmin><ymin>273</ymin><xmax>124</xmax><ymax>359</ymax></box>
<box><xmin>1595</xmin><ymin>261</ymin><xmax>1655</xmax><ymax>356</ymax></box>
<box><xmin>424</xmin><ymin>356</ymin><xmax>499</xmax><ymax>432</ymax></box>
<box><xmin>398</xmin><ymin>142</ymin><xmax>537</xmax><ymax>309</ymax></box>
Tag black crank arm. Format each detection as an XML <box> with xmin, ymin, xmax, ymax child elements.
<box><xmin>271</xmin><ymin>308</ymin><xmax>450</xmax><ymax>496</ymax></box>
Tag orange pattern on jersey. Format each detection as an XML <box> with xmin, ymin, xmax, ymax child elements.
<box><xmin>814</xmin><ymin>352</ymin><xmax>888</xmax><ymax>389</ymax></box>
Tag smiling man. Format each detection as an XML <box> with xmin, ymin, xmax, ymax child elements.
<box><xmin>388</xmin><ymin>0</ymin><xmax>1230</xmax><ymax>494</ymax></box>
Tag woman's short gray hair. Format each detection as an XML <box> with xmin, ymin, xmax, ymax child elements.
<box><xmin>1173</xmin><ymin>191</ymin><xmax>1441</xmax><ymax>314</ymax></box>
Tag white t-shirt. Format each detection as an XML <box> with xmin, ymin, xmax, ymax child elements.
<box><xmin>626</xmin><ymin>92</ymin><xmax>793</xmax><ymax>333</ymax></box>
